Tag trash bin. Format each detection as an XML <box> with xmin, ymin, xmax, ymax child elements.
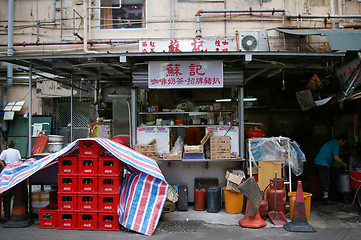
<box><xmin>223</xmin><ymin>187</ymin><xmax>244</xmax><ymax>214</ymax></box>
<box><xmin>288</xmin><ymin>192</ymin><xmax>312</xmax><ymax>221</ymax></box>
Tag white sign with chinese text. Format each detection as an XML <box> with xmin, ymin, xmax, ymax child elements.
<box><xmin>140</xmin><ymin>39</ymin><xmax>233</xmax><ymax>53</ymax></box>
<box><xmin>148</xmin><ymin>61</ymin><xmax>223</xmax><ymax>89</ymax></box>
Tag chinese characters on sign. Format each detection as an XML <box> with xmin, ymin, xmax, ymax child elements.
<box><xmin>140</xmin><ymin>39</ymin><xmax>233</xmax><ymax>53</ymax></box>
<box><xmin>149</xmin><ymin>61</ymin><xmax>223</xmax><ymax>89</ymax></box>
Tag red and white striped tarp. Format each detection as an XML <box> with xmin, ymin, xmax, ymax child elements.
<box><xmin>0</xmin><ymin>138</ymin><xmax>168</xmax><ymax>236</ymax></box>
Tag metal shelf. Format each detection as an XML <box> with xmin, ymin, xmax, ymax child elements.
<box><xmin>139</xmin><ymin>111</ymin><xmax>233</xmax><ymax>115</ymax></box>
<box><xmin>139</xmin><ymin>124</ymin><xmax>234</xmax><ymax>128</ymax></box>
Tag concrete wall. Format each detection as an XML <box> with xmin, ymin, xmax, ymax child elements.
<box><xmin>0</xmin><ymin>0</ymin><xmax>360</xmax><ymax>54</ymax></box>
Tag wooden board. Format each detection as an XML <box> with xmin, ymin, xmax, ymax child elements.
<box><xmin>257</xmin><ymin>161</ymin><xmax>282</xmax><ymax>198</ymax></box>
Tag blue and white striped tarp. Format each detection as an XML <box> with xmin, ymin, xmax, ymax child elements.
<box><xmin>0</xmin><ymin>138</ymin><xmax>168</xmax><ymax>236</ymax></box>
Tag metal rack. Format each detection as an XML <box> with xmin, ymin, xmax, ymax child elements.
<box><xmin>247</xmin><ymin>137</ymin><xmax>292</xmax><ymax>192</ymax></box>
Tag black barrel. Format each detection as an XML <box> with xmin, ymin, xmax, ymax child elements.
<box><xmin>207</xmin><ymin>186</ymin><xmax>221</xmax><ymax>213</ymax></box>
<box><xmin>177</xmin><ymin>186</ymin><xmax>188</xmax><ymax>211</ymax></box>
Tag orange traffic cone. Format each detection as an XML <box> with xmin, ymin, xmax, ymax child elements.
<box><xmin>238</xmin><ymin>200</ymin><xmax>266</xmax><ymax>228</ymax></box>
<box><xmin>3</xmin><ymin>181</ymin><xmax>34</xmax><ymax>228</ymax></box>
<box><xmin>283</xmin><ymin>180</ymin><xmax>316</xmax><ymax>232</ymax></box>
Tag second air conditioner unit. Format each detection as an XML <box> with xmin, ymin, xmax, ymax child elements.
<box><xmin>239</xmin><ymin>30</ymin><xmax>268</xmax><ymax>51</ymax></box>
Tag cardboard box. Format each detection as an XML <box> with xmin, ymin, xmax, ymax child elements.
<box><xmin>136</xmin><ymin>127</ymin><xmax>170</xmax><ymax>155</ymax></box>
<box><xmin>225</xmin><ymin>170</ymin><xmax>245</xmax><ymax>192</ymax></box>
<box><xmin>134</xmin><ymin>144</ymin><xmax>156</xmax><ymax>153</ymax></box>
<box><xmin>32</xmin><ymin>190</ymin><xmax>57</xmax><ymax>209</ymax></box>
<box><xmin>210</xmin><ymin>143</ymin><xmax>231</xmax><ymax>152</ymax></box>
<box><xmin>210</xmin><ymin>152</ymin><xmax>232</xmax><ymax>159</ymax></box>
<box><xmin>184</xmin><ymin>145</ymin><xmax>203</xmax><ymax>154</ymax></box>
<box><xmin>210</xmin><ymin>136</ymin><xmax>231</xmax><ymax>144</ymax></box>
<box><xmin>200</xmin><ymin>128</ymin><xmax>214</xmax><ymax>145</ymax></box>
<box><xmin>208</xmin><ymin>127</ymin><xmax>240</xmax><ymax>157</ymax></box>
<box><xmin>162</xmin><ymin>151</ymin><xmax>182</xmax><ymax>160</ymax></box>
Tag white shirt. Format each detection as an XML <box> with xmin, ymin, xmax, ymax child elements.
<box><xmin>0</xmin><ymin>148</ymin><xmax>21</xmax><ymax>165</ymax></box>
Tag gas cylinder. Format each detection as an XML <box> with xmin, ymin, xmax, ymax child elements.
<box><xmin>266</xmin><ymin>178</ymin><xmax>286</xmax><ymax>214</ymax></box>
<box><xmin>194</xmin><ymin>188</ymin><xmax>206</xmax><ymax>211</ymax></box>
<box><xmin>259</xmin><ymin>192</ymin><xmax>268</xmax><ymax>219</ymax></box>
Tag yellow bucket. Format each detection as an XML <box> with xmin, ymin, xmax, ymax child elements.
<box><xmin>288</xmin><ymin>192</ymin><xmax>312</xmax><ymax>221</ymax></box>
<box><xmin>223</xmin><ymin>187</ymin><xmax>244</xmax><ymax>214</ymax></box>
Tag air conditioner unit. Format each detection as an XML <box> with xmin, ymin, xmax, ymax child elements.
<box><xmin>239</xmin><ymin>30</ymin><xmax>268</xmax><ymax>51</ymax></box>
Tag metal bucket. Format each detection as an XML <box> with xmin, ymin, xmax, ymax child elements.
<box><xmin>337</xmin><ymin>170</ymin><xmax>352</xmax><ymax>193</ymax></box>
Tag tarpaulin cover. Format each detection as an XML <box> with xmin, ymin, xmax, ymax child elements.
<box><xmin>0</xmin><ymin>138</ymin><xmax>168</xmax><ymax>236</ymax></box>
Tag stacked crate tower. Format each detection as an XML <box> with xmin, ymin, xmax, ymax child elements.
<box><xmin>41</xmin><ymin>140</ymin><xmax>123</xmax><ymax>230</ymax></box>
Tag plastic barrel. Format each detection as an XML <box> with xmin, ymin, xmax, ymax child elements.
<box><xmin>288</xmin><ymin>192</ymin><xmax>312</xmax><ymax>221</ymax></box>
<box><xmin>207</xmin><ymin>186</ymin><xmax>221</xmax><ymax>213</ymax></box>
<box><xmin>223</xmin><ymin>187</ymin><xmax>244</xmax><ymax>214</ymax></box>
<box><xmin>177</xmin><ymin>186</ymin><xmax>188</xmax><ymax>211</ymax></box>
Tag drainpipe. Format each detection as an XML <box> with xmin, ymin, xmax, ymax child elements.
<box><xmin>2</xmin><ymin>0</ymin><xmax>14</xmax><ymax>131</ymax></box>
<box><xmin>37</xmin><ymin>0</ymin><xmax>56</xmax><ymax>42</ymax></box>
<box><xmin>195</xmin><ymin>8</ymin><xmax>361</xmax><ymax>37</ymax></box>
<box><xmin>28</xmin><ymin>61</ymin><xmax>32</xmax><ymax>158</ymax></box>
<box><xmin>83</xmin><ymin>0</ymin><xmax>96</xmax><ymax>53</ymax></box>
<box><xmin>330</xmin><ymin>0</ymin><xmax>336</xmax><ymax>28</ymax></box>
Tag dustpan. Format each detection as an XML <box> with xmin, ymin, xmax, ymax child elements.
<box><xmin>268</xmin><ymin>171</ymin><xmax>288</xmax><ymax>225</ymax></box>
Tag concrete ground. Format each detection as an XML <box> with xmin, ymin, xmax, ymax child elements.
<box><xmin>1</xmin><ymin>197</ymin><xmax>361</xmax><ymax>240</ymax></box>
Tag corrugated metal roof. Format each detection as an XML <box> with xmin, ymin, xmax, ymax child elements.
<box><xmin>275</xmin><ymin>28</ymin><xmax>361</xmax><ymax>51</ymax></box>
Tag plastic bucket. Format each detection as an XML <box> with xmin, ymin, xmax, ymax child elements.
<box><xmin>223</xmin><ymin>187</ymin><xmax>244</xmax><ymax>214</ymax></box>
<box><xmin>350</xmin><ymin>170</ymin><xmax>361</xmax><ymax>191</ymax></box>
<box><xmin>288</xmin><ymin>192</ymin><xmax>312</xmax><ymax>221</ymax></box>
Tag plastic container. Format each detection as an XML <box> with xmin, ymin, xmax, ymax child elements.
<box><xmin>58</xmin><ymin>157</ymin><xmax>78</xmax><ymax>175</ymax></box>
<box><xmin>58</xmin><ymin>176</ymin><xmax>78</xmax><ymax>193</ymax></box>
<box><xmin>39</xmin><ymin>204</ymin><xmax>58</xmax><ymax>229</ymax></box>
<box><xmin>245</xmin><ymin>129</ymin><xmax>264</xmax><ymax>138</ymax></box>
<box><xmin>78</xmin><ymin>157</ymin><xmax>99</xmax><ymax>175</ymax></box>
<box><xmin>78</xmin><ymin>176</ymin><xmax>98</xmax><ymax>194</ymax></box>
<box><xmin>98</xmin><ymin>176</ymin><xmax>121</xmax><ymax>194</ymax></box>
<box><xmin>78</xmin><ymin>212</ymin><xmax>98</xmax><ymax>230</ymax></box>
<box><xmin>350</xmin><ymin>170</ymin><xmax>361</xmax><ymax>191</ymax></box>
<box><xmin>98</xmin><ymin>213</ymin><xmax>120</xmax><ymax>231</ymax></box>
<box><xmin>223</xmin><ymin>187</ymin><xmax>244</xmax><ymax>214</ymax></box>
<box><xmin>194</xmin><ymin>188</ymin><xmax>206</xmax><ymax>211</ymax></box>
<box><xmin>207</xmin><ymin>186</ymin><xmax>221</xmax><ymax>213</ymax></box>
<box><xmin>58</xmin><ymin>211</ymin><xmax>78</xmax><ymax>229</ymax></box>
<box><xmin>58</xmin><ymin>193</ymin><xmax>77</xmax><ymax>211</ymax></box>
<box><xmin>98</xmin><ymin>194</ymin><xmax>120</xmax><ymax>212</ymax></box>
<box><xmin>78</xmin><ymin>194</ymin><xmax>98</xmax><ymax>212</ymax></box>
<box><xmin>98</xmin><ymin>156</ymin><xmax>123</xmax><ymax>176</ymax></box>
<box><xmin>288</xmin><ymin>192</ymin><xmax>312</xmax><ymax>221</ymax></box>
<box><xmin>177</xmin><ymin>186</ymin><xmax>188</xmax><ymax>211</ymax></box>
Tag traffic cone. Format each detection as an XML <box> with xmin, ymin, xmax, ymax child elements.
<box><xmin>3</xmin><ymin>181</ymin><xmax>34</xmax><ymax>228</ymax></box>
<box><xmin>283</xmin><ymin>180</ymin><xmax>316</xmax><ymax>232</ymax></box>
<box><xmin>238</xmin><ymin>200</ymin><xmax>266</xmax><ymax>228</ymax></box>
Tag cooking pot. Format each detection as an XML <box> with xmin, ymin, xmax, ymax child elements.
<box><xmin>48</xmin><ymin>142</ymin><xmax>64</xmax><ymax>153</ymax></box>
<box><xmin>48</xmin><ymin>135</ymin><xmax>64</xmax><ymax>142</ymax></box>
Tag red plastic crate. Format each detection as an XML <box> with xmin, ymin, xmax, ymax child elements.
<box><xmin>57</xmin><ymin>211</ymin><xmax>78</xmax><ymax>230</ymax></box>
<box><xmin>78</xmin><ymin>211</ymin><xmax>98</xmax><ymax>230</ymax></box>
<box><xmin>39</xmin><ymin>204</ymin><xmax>58</xmax><ymax>229</ymax></box>
<box><xmin>58</xmin><ymin>176</ymin><xmax>78</xmax><ymax>193</ymax></box>
<box><xmin>98</xmin><ymin>194</ymin><xmax>120</xmax><ymax>212</ymax></box>
<box><xmin>78</xmin><ymin>157</ymin><xmax>99</xmax><ymax>175</ymax></box>
<box><xmin>79</xmin><ymin>140</ymin><xmax>104</xmax><ymax>157</ymax></box>
<box><xmin>78</xmin><ymin>194</ymin><xmax>98</xmax><ymax>212</ymax></box>
<box><xmin>98</xmin><ymin>157</ymin><xmax>124</xmax><ymax>176</ymax></box>
<box><xmin>98</xmin><ymin>212</ymin><xmax>119</xmax><ymax>231</ymax></box>
<box><xmin>58</xmin><ymin>156</ymin><xmax>78</xmax><ymax>175</ymax></box>
<box><xmin>58</xmin><ymin>193</ymin><xmax>77</xmax><ymax>211</ymax></box>
<box><xmin>78</xmin><ymin>176</ymin><xmax>98</xmax><ymax>193</ymax></box>
<box><xmin>98</xmin><ymin>176</ymin><xmax>121</xmax><ymax>194</ymax></box>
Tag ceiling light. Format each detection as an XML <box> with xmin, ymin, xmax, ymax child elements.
<box><xmin>243</xmin><ymin>98</ymin><xmax>257</xmax><ymax>102</ymax></box>
<box><xmin>215</xmin><ymin>99</ymin><xmax>232</xmax><ymax>102</ymax></box>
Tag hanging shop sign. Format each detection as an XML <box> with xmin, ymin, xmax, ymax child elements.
<box><xmin>148</xmin><ymin>60</ymin><xmax>223</xmax><ymax>89</ymax></box>
<box><xmin>140</xmin><ymin>39</ymin><xmax>233</xmax><ymax>52</ymax></box>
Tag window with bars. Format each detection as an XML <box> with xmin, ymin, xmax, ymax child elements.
<box><xmin>100</xmin><ymin>0</ymin><xmax>145</xmax><ymax>29</ymax></box>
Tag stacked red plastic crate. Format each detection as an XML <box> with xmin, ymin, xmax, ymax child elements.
<box><xmin>40</xmin><ymin>140</ymin><xmax>123</xmax><ymax>231</ymax></box>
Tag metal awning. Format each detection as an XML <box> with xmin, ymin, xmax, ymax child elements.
<box><xmin>275</xmin><ymin>28</ymin><xmax>361</xmax><ymax>51</ymax></box>
<box><xmin>0</xmin><ymin>51</ymin><xmax>345</xmax><ymax>88</ymax></box>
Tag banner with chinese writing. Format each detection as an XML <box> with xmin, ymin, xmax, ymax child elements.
<box><xmin>149</xmin><ymin>60</ymin><xmax>223</xmax><ymax>89</ymax></box>
<box><xmin>140</xmin><ymin>39</ymin><xmax>233</xmax><ymax>52</ymax></box>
